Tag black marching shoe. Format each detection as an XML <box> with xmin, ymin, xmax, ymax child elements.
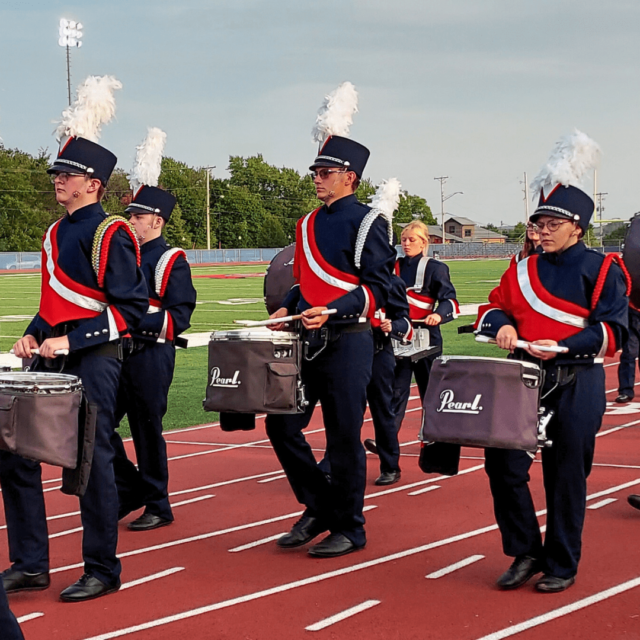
<box><xmin>615</xmin><ymin>394</ymin><xmax>634</xmax><ymax>404</ymax></box>
<box><xmin>277</xmin><ymin>515</ymin><xmax>328</xmax><ymax>549</ymax></box>
<box><xmin>128</xmin><ymin>513</ymin><xmax>173</xmax><ymax>531</ymax></box>
<box><xmin>308</xmin><ymin>533</ymin><xmax>364</xmax><ymax>558</ymax></box>
<box><xmin>374</xmin><ymin>470</ymin><xmax>401</xmax><ymax>486</ymax></box>
<box><xmin>59</xmin><ymin>574</ymin><xmax>121</xmax><ymax>603</ymax></box>
<box><xmin>1</xmin><ymin>568</ymin><xmax>50</xmax><ymax>593</ymax></box>
<box><xmin>364</xmin><ymin>439</ymin><xmax>378</xmax><ymax>455</ymax></box>
<box><xmin>496</xmin><ymin>555</ymin><xmax>541</xmax><ymax>590</ymax></box>
<box><xmin>535</xmin><ymin>574</ymin><xmax>575</xmax><ymax>593</ymax></box>
<box><xmin>628</xmin><ymin>495</ymin><xmax>640</xmax><ymax>511</ymax></box>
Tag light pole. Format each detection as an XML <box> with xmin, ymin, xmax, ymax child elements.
<box><xmin>58</xmin><ymin>19</ymin><xmax>83</xmax><ymax>106</ymax></box>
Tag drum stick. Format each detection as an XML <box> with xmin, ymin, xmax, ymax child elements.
<box><xmin>10</xmin><ymin>348</ymin><xmax>70</xmax><ymax>356</ymax></box>
<box><xmin>475</xmin><ymin>335</ymin><xmax>569</xmax><ymax>354</ymax></box>
<box><xmin>234</xmin><ymin>308</ymin><xmax>338</xmax><ymax>327</ymax></box>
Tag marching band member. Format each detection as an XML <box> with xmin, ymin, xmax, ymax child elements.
<box><xmin>111</xmin><ymin>129</ymin><xmax>196</xmax><ymax>530</ymax></box>
<box><xmin>518</xmin><ymin>221</ymin><xmax>542</xmax><ymax>261</ymax></box>
<box><xmin>475</xmin><ymin>131</ymin><xmax>629</xmax><ymax>593</ymax></box>
<box><xmin>388</xmin><ymin>220</ymin><xmax>459</xmax><ymax>433</ymax></box>
<box><xmin>3</xmin><ymin>77</ymin><xmax>148</xmax><ymax>602</ymax></box>
<box><xmin>266</xmin><ymin>83</ymin><xmax>396</xmax><ymax>557</ymax></box>
<box><xmin>364</xmin><ymin>274</ymin><xmax>412</xmax><ymax>485</ymax></box>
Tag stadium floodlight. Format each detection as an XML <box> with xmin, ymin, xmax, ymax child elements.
<box><xmin>58</xmin><ymin>18</ymin><xmax>84</xmax><ymax>105</ymax></box>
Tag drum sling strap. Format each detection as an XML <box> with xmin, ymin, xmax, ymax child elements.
<box><xmin>61</xmin><ymin>393</ymin><xmax>98</xmax><ymax>498</ymax></box>
<box><xmin>412</xmin><ymin>256</ymin><xmax>430</xmax><ymax>292</ymax></box>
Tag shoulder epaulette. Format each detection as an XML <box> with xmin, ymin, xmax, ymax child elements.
<box><xmin>354</xmin><ymin>209</ymin><xmax>393</xmax><ymax>269</ymax></box>
<box><xmin>92</xmin><ymin>216</ymin><xmax>141</xmax><ymax>288</ymax></box>
<box><xmin>155</xmin><ymin>247</ymin><xmax>187</xmax><ymax>298</ymax></box>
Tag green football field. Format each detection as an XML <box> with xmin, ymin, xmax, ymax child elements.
<box><xmin>0</xmin><ymin>259</ymin><xmax>509</xmax><ymax>433</ymax></box>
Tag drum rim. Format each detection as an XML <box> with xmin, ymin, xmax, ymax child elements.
<box><xmin>437</xmin><ymin>355</ymin><xmax>540</xmax><ymax>370</ymax></box>
<box><xmin>0</xmin><ymin>372</ymin><xmax>82</xmax><ymax>391</ymax></box>
<box><xmin>210</xmin><ymin>329</ymin><xmax>298</xmax><ymax>341</ymax></box>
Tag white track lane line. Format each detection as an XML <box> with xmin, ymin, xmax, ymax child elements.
<box><xmin>408</xmin><ymin>485</ymin><xmax>441</xmax><ymax>496</ymax></box>
<box><xmin>257</xmin><ymin>475</ymin><xmax>287</xmax><ymax>484</ymax></box>
<box><xmin>228</xmin><ymin>534</ymin><xmax>284</xmax><ymax>553</ymax></box>
<box><xmin>598</xmin><ymin>419</ymin><xmax>640</xmax><ymax>437</ymax></box>
<box><xmin>120</xmin><ymin>567</ymin><xmax>185</xmax><ymax>591</ymax></box>
<box><xmin>587</xmin><ymin>498</ymin><xmax>617</xmax><ymax>510</ymax></box>
<box><xmin>16</xmin><ymin>612</ymin><xmax>44</xmax><ymax>623</ymax></box>
<box><xmin>0</xmin><ymin>509</ymin><xmax>81</xmax><ymax>531</ymax></box>
<box><xmin>47</xmin><ymin>496</ymin><xmax>215</xmax><ymax>540</ymax></box>
<box><xmin>472</xmin><ymin>576</ymin><xmax>640</xmax><ymax>640</ymax></box>
<box><xmin>56</xmin><ymin>474</ymin><xmax>639</xmax><ymax>579</ymax></box>
<box><xmin>305</xmin><ymin>600</ymin><xmax>381</xmax><ymax>632</ymax></box>
<box><xmin>169</xmin><ymin>470</ymin><xmax>285</xmax><ymax>496</ymax></box>
<box><xmin>171</xmin><ymin>495</ymin><xmax>215</xmax><ymax>508</ymax></box>
<box><xmin>426</xmin><ymin>554</ymin><xmax>485</xmax><ymax>579</ymax></box>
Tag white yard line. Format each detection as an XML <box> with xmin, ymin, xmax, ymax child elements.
<box><xmin>426</xmin><ymin>555</ymin><xmax>485</xmax><ymax>579</ymax></box>
<box><xmin>305</xmin><ymin>600</ymin><xmax>381</xmax><ymax>631</ymax></box>
<box><xmin>228</xmin><ymin>534</ymin><xmax>284</xmax><ymax>553</ymax></box>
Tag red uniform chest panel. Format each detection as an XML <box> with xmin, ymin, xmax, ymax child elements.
<box><xmin>496</xmin><ymin>256</ymin><xmax>589</xmax><ymax>342</ymax></box>
<box><xmin>295</xmin><ymin>208</ymin><xmax>361</xmax><ymax>307</ymax></box>
<box><xmin>39</xmin><ymin>220</ymin><xmax>107</xmax><ymax>326</ymax></box>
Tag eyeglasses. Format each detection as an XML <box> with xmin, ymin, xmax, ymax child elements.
<box><xmin>49</xmin><ymin>171</ymin><xmax>84</xmax><ymax>184</ymax></box>
<box><xmin>532</xmin><ymin>219</ymin><xmax>571</xmax><ymax>232</ymax></box>
<box><xmin>309</xmin><ymin>168</ymin><xmax>346</xmax><ymax>180</ymax></box>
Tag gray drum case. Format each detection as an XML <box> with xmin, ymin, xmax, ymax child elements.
<box><xmin>421</xmin><ymin>356</ymin><xmax>542</xmax><ymax>451</ymax></box>
<box><xmin>204</xmin><ymin>330</ymin><xmax>305</xmax><ymax>414</ymax></box>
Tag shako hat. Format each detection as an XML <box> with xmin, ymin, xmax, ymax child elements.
<box><xmin>310</xmin><ymin>82</ymin><xmax>370</xmax><ymax>178</ymax></box>
<box><xmin>48</xmin><ymin>75</ymin><xmax>122</xmax><ymax>185</ymax></box>
<box><xmin>529</xmin><ymin>130</ymin><xmax>600</xmax><ymax>233</ymax></box>
<box><xmin>310</xmin><ymin>135</ymin><xmax>370</xmax><ymax>178</ymax></box>
<box><xmin>126</xmin><ymin>127</ymin><xmax>176</xmax><ymax>221</ymax></box>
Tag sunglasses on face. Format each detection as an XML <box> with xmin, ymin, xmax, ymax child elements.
<box><xmin>49</xmin><ymin>171</ymin><xmax>84</xmax><ymax>184</ymax></box>
<box><xmin>309</xmin><ymin>168</ymin><xmax>347</xmax><ymax>180</ymax></box>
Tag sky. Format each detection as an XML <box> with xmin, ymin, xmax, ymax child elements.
<box><xmin>1</xmin><ymin>0</ymin><xmax>639</xmax><ymax>227</ymax></box>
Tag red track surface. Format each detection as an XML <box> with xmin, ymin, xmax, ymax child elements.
<box><xmin>3</xmin><ymin>356</ymin><xmax>640</xmax><ymax>639</ymax></box>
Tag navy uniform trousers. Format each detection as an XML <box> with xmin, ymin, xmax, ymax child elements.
<box><xmin>0</xmin><ymin>582</ymin><xmax>24</xmax><ymax>640</ymax></box>
<box><xmin>368</xmin><ymin>338</ymin><xmax>401</xmax><ymax>474</ymax></box>
<box><xmin>111</xmin><ymin>342</ymin><xmax>176</xmax><ymax>521</ymax></box>
<box><xmin>0</xmin><ymin>350</ymin><xmax>122</xmax><ymax>586</ymax></box>
<box><xmin>484</xmin><ymin>363</ymin><xmax>605</xmax><ymax>579</ymax></box>
<box><xmin>265</xmin><ymin>330</ymin><xmax>373</xmax><ymax>548</ymax></box>
<box><xmin>391</xmin><ymin>351</ymin><xmax>438</xmax><ymax>433</ymax></box>
<box><xmin>618</xmin><ymin>307</ymin><xmax>640</xmax><ymax>397</ymax></box>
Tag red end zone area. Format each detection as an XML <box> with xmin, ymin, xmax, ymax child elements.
<box><xmin>3</xmin><ymin>356</ymin><xmax>640</xmax><ymax>640</ymax></box>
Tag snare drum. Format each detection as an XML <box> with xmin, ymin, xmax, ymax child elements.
<box><xmin>0</xmin><ymin>372</ymin><xmax>83</xmax><ymax>468</ymax></box>
<box><xmin>393</xmin><ymin>327</ymin><xmax>438</xmax><ymax>361</ymax></box>
<box><xmin>421</xmin><ymin>356</ymin><xmax>543</xmax><ymax>451</ymax></box>
<box><xmin>204</xmin><ymin>329</ymin><xmax>307</xmax><ymax>415</ymax></box>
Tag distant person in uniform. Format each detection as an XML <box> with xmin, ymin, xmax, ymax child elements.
<box><xmin>386</xmin><ymin>221</ymin><xmax>459</xmax><ymax>434</ymax></box>
<box><xmin>518</xmin><ymin>222</ymin><xmax>542</xmax><ymax>261</ymax></box>
<box><xmin>3</xmin><ymin>76</ymin><xmax>149</xmax><ymax>603</ymax></box>
<box><xmin>615</xmin><ymin>302</ymin><xmax>640</xmax><ymax>404</ymax></box>
<box><xmin>112</xmin><ymin>128</ymin><xmax>197</xmax><ymax>531</ymax></box>
<box><xmin>266</xmin><ymin>83</ymin><xmax>396</xmax><ymax>558</ymax></box>
<box><xmin>475</xmin><ymin>131</ymin><xmax>628</xmax><ymax>593</ymax></box>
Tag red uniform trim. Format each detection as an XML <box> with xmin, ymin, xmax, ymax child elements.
<box><xmin>159</xmin><ymin>251</ymin><xmax>187</xmax><ymax>298</ymax></box>
<box><xmin>166</xmin><ymin>311</ymin><xmax>175</xmax><ymax>341</ymax></box>
<box><xmin>109</xmin><ymin>305</ymin><xmax>128</xmax><ymax>332</ymax></box>
<box><xmin>603</xmin><ymin>322</ymin><xmax>617</xmax><ymax>357</ymax></box>
<box><xmin>97</xmin><ymin>220</ymin><xmax>141</xmax><ymax>288</ymax></box>
<box><xmin>407</xmin><ymin>290</ymin><xmax>436</xmax><ymax>321</ymax></box>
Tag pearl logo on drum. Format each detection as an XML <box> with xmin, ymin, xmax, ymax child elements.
<box><xmin>209</xmin><ymin>367</ymin><xmax>242</xmax><ymax>388</ymax></box>
<box><xmin>437</xmin><ymin>389</ymin><xmax>483</xmax><ymax>414</ymax></box>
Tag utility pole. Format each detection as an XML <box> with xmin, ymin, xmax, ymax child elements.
<box><xmin>434</xmin><ymin>176</ymin><xmax>448</xmax><ymax>244</ymax></box>
<box><xmin>595</xmin><ymin>192</ymin><xmax>608</xmax><ymax>247</ymax></box>
<box><xmin>523</xmin><ymin>172</ymin><xmax>530</xmax><ymax>223</ymax></box>
<box><xmin>203</xmin><ymin>166</ymin><xmax>215</xmax><ymax>251</ymax></box>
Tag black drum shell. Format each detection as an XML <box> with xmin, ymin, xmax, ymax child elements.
<box><xmin>264</xmin><ymin>244</ymin><xmax>296</xmax><ymax>315</ymax></box>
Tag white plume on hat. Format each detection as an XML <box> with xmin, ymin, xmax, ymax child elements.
<box><xmin>530</xmin><ymin>129</ymin><xmax>601</xmax><ymax>199</ymax></box>
<box><xmin>128</xmin><ymin>127</ymin><xmax>167</xmax><ymax>193</ymax></box>
<box><xmin>311</xmin><ymin>81</ymin><xmax>359</xmax><ymax>146</ymax></box>
<box><xmin>372</xmin><ymin>178</ymin><xmax>402</xmax><ymax>244</ymax></box>
<box><xmin>54</xmin><ymin>75</ymin><xmax>122</xmax><ymax>143</ymax></box>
